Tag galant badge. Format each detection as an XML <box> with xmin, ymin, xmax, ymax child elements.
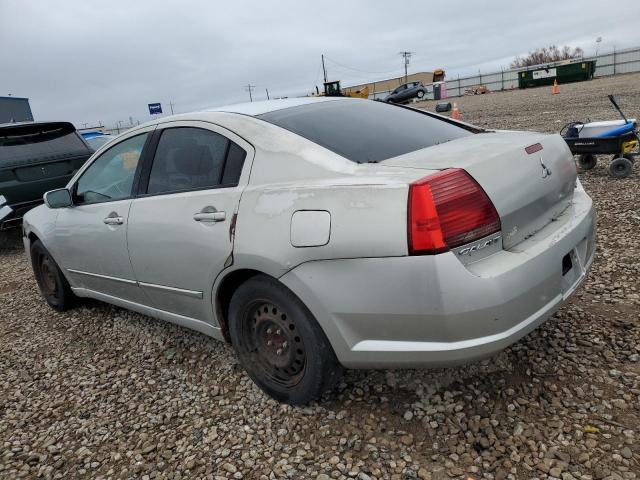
<box><xmin>540</xmin><ymin>158</ymin><xmax>552</xmax><ymax>178</ymax></box>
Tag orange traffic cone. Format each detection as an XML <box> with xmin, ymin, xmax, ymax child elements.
<box><xmin>451</xmin><ymin>102</ymin><xmax>461</xmax><ymax>120</ymax></box>
<box><xmin>552</xmin><ymin>79</ymin><xmax>560</xmax><ymax>95</ymax></box>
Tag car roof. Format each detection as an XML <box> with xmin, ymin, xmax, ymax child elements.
<box><xmin>205</xmin><ymin>96</ymin><xmax>340</xmax><ymax>116</ymax></box>
<box><xmin>136</xmin><ymin>97</ymin><xmax>362</xmax><ymax>132</ymax></box>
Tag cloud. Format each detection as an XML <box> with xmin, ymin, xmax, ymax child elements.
<box><xmin>1</xmin><ymin>0</ymin><xmax>637</xmax><ymax>128</ymax></box>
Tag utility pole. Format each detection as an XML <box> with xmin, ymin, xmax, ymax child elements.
<box><xmin>244</xmin><ymin>84</ymin><xmax>256</xmax><ymax>102</ymax></box>
<box><xmin>399</xmin><ymin>51</ymin><xmax>412</xmax><ymax>84</ymax></box>
<box><xmin>321</xmin><ymin>54</ymin><xmax>327</xmax><ymax>83</ymax></box>
<box><xmin>169</xmin><ymin>101</ymin><xmax>175</xmax><ymax>115</ymax></box>
<box><xmin>265</xmin><ymin>88</ymin><xmax>270</xmax><ymax>100</ymax></box>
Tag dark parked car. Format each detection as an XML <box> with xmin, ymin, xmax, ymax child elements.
<box><xmin>0</xmin><ymin>121</ymin><xmax>93</xmax><ymax>229</ymax></box>
<box><xmin>384</xmin><ymin>81</ymin><xmax>427</xmax><ymax>103</ymax></box>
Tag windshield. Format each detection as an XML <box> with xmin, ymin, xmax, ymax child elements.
<box><xmin>256</xmin><ymin>100</ymin><xmax>472</xmax><ymax>163</ymax></box>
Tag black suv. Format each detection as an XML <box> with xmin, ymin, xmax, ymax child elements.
<box><xmin>0</xmin><ymin>121</ymin><xmax>93</xmax><ymax>229</ymax></box>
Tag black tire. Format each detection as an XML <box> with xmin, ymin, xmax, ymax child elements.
<box><xmin>30</xmin><ymin>239</ymin><xmax>76</xmax><ymax>311</ymax></box>
<box><xmin>609</xmin><ymin>157</ymin><xmax>633</xmax><ymax>178</ymax></box>
<box><xmin>416</xmin><ymin>90</ymin><xmax>425</xmax><ymax>99</ymax></box>
<box><xmin>228</xmin><ymin>275</ymin><xmax>343</xmax><ymax>405</ymax></box>
<box><xmin>578</xmin><ymin>154</ymin><xmax>597</xmax><ymax>170</ymax></box>
<box><xmin>623</xmin><ymin>154</ymin><xmax>635</xmax><ymax>164</ymax></box>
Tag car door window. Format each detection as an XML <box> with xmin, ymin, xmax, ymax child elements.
<box><xmin>75</xmin><ymin>132</ymin><xmax>148</xmax><ymax>205</ymax></box>
<box><xmin>147</xmin><ymin>127</ymin><xmax>246</xmax><ymax>195</ymax></box>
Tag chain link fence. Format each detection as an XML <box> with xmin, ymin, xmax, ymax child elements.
<box><xmin>372</xmin><ymin>46</ymin><xmax>640</xmax><ymax>101</ymax></box>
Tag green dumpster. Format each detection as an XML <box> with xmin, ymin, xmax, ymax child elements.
<box><xmin>518</xmin><ymin>60</ymin><xmax>596</xmax><ymax>89</ymax></box>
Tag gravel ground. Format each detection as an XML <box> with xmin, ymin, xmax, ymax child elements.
<box><xmin>1</xmin><ymin>73</ymin><xmax>640</xmax><ymax>480</ymax></box>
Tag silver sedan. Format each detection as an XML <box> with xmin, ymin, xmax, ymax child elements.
<box><xmin>22</xmin><ymin>97</ymin><xmax>596</xmax><ymax>404</ymax></box>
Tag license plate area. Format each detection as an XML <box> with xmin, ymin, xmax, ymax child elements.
<box><xmin>562</xmin><ymin>253</ymin><xmax>573</xmax><ymax>276</ymax></box>
<box><xmin>561</xmin><ymin>239</ymin><xmax>588</xmax><ymax>299</ymax></box>
<box><xmin>14</xmin><ymin>161</ymin><xmax>72</xmax><ymax>181</ymax></box>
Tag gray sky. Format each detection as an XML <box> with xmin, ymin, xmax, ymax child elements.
<box><xmin>1</xmin><ymin>0</ymin><xmax>638</xmax><ymax>128</ymax></box>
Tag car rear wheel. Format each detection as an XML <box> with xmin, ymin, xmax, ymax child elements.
<box><xmin>30</xmin><ymin>239</ymin><xmax>76</xmax><ymax>311</ymax></box>
<box><xmin>578</xmin><ymin>154</ymin><xmax>597</xmax><ymax>170</ymax></box>
<box><xmin>228</xmin><ymin>275</ymin><xmax>343</xmax><ymax>405</ymax></box>
<box><xmin>416</xmin><ymin>90</ymin><xmax>425</xmax><ymax>99</ymax></box>
<box><xmin>609</xmin><ymin>156</ymin><xmax>633</xmax><ymax>178</ymax></box>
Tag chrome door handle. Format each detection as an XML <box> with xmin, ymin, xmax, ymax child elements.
<box><xmin>103</xmin><ymin>213</ymin><xmax>124</xmax><ymax>225</ymax></box>
<box><xmin>193</xmin><ymin>207</ymin><xmax>226</xmax><ymax>223</ymax></box>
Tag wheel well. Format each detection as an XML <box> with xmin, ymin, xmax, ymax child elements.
<box><xmin>215</xmin><ymin>269</ymin><xmax>264</xmax><ymax>343</ymax></box>
<box><xmin>28</xmin><ymin>232</ymin><xmax>40</xmax><ymax>247</ymax></box>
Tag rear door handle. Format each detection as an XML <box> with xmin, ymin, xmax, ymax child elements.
<box><xmin>193</xmin><ymin>206</ymin><xmax>226</xmax><ymax>223</ymax></box>
<box><xmin>103</xmin><ymin>213</ymin><xmax>124</xmax><ymax>225</ymax></box>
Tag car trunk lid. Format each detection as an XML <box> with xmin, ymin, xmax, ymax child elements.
<box><xmin>378</xmin><ymin>131</ymin><xmax>577</xmax><ymax>249</ymax></box>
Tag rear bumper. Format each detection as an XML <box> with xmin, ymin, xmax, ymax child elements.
<box><xmin>280</xmin><ymin>185</ymin><xmax>596</xmax><ymax>368</ymax></box>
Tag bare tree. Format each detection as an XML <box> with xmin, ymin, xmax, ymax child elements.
<box><xmin>511</xmin><ymin>45</ymin><xmax>584</xmax><ymax>68</ymax></box>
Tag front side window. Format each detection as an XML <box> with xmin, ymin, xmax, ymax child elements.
<box><xmin>147</xmin><ymin>127</ymin><xmax>246</xmax><ymax>195</ymax></box>
<box><xmin>75</xmin><ymin>133</ymin><xmax>148</xmax><ymax>204</ymax></box>
<box><xmin>85</xmin><ymin>135</ymin><xmax>114</xmax><ymax>151</ymax></box>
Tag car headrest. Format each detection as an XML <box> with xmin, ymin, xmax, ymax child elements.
<box><xmin>170</xmin><ymin>146</ymin><xmax>214</xmax><ymax>176</ymax></box>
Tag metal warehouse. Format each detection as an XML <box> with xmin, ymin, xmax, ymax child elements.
<box><xmin>343</xmin><ymin>71</ymin><xmax>436</xmax><ymax>98</ymax></box>
<box><xmin>0</xmin><ymin>96</ymin><xmax>34</xmax><ymax>123</ymax></box>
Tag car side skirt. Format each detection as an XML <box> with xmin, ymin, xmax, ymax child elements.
<box><xmin>71</xmin><ymin>287</ymin><xmax>224</xmax><ymax>341</ymax></box>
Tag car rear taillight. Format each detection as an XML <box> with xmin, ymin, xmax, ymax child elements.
<box><xmin>408</xmin><ymin>169</ymin><xmax>501</xmax><ymax>255</ymax></box>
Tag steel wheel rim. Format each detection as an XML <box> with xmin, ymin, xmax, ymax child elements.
<box><xmin>613</xmin><ymin>163</ymin><xmax>627</xmax><ymax>173</ymax></box>
<box><xmin>39</xmin><ymin>255</ymin><xmax>58</xmax><ymax>298</ymax></box>
<box><xmin>242</xmin><ymin>302</ymin><xmax>306</xmax><ymax>388</ymax></box>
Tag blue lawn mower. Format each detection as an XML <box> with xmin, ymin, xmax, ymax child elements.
<box><xmin>562</xmin><ymin>95</ymin><xmax>638</xmax><ymax>178</ymax></box>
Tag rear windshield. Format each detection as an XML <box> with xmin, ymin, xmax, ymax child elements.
<box><xmin>257</xmin><ymin>100</ymin><xmax>472</xmax><ymax>163</ymax></box>
<box><xmin>0</xmin><ymin>122</ymin><xmax>90</xmax><ymax>164</ymax></box>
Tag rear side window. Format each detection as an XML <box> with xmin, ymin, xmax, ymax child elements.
<box><xmin>222</xmin><ymin>142</ymin><xmax>246</xmax><ymax>185</ymax></box>
<box><xmin>257</xmin><ymin>100</ymin><xmax>472</xmax><ymax>163</ymax></box>
<box><xmin>0</xmin><ymin>122</ymin><xmax>90</xmax><ymax>165</ymax></box>
<box><xmin>147</xmin><ymin>127</ymin><xmax>245</xmax><ymax>195</ymax></box>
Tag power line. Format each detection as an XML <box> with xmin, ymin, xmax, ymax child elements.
<box><xmin>244</xmin><ymin>84</ymin><xmax>256</xmax><ymax>102</ymax></box>
<box><xmin>399</xmin><ymin>51</ymin><xmax>413</xmax><ymax>84</ymax></box>
<box><xmin>323</xmin><ymin>55</ymin><xmax>401</xmax><ymax>75</ymax></box>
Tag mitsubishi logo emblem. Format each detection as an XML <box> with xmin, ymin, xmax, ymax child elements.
<box><xmin>540</xmin><ymin>158</ymin><xmax>552</xmax><ymax>178</ymax></box>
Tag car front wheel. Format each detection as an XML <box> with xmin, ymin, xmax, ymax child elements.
<box><xmin>228</xmin><ymin>274</ymin><xmax>343</xmax><ymax>404</ymax></box>
<box><xmin>417</xmin><ymin>90</ymin><xmax>425</xmax><ymax>99</ymax></box>
<box><xmin>30</xmin><ymin>239</ymin><xmax>76</xmax><ymax>311</ymax></box>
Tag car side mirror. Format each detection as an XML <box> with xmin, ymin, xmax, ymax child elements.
<box><xmin>43</xmin><ymin>188</ymin><xmax>73</xmax><ymax>209</ymax></box>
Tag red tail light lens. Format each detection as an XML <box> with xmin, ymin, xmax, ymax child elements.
<box><xmin>408</xmin><ymin>169</ymin><xmax>501</xmax><ymax>255</ymax></box>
